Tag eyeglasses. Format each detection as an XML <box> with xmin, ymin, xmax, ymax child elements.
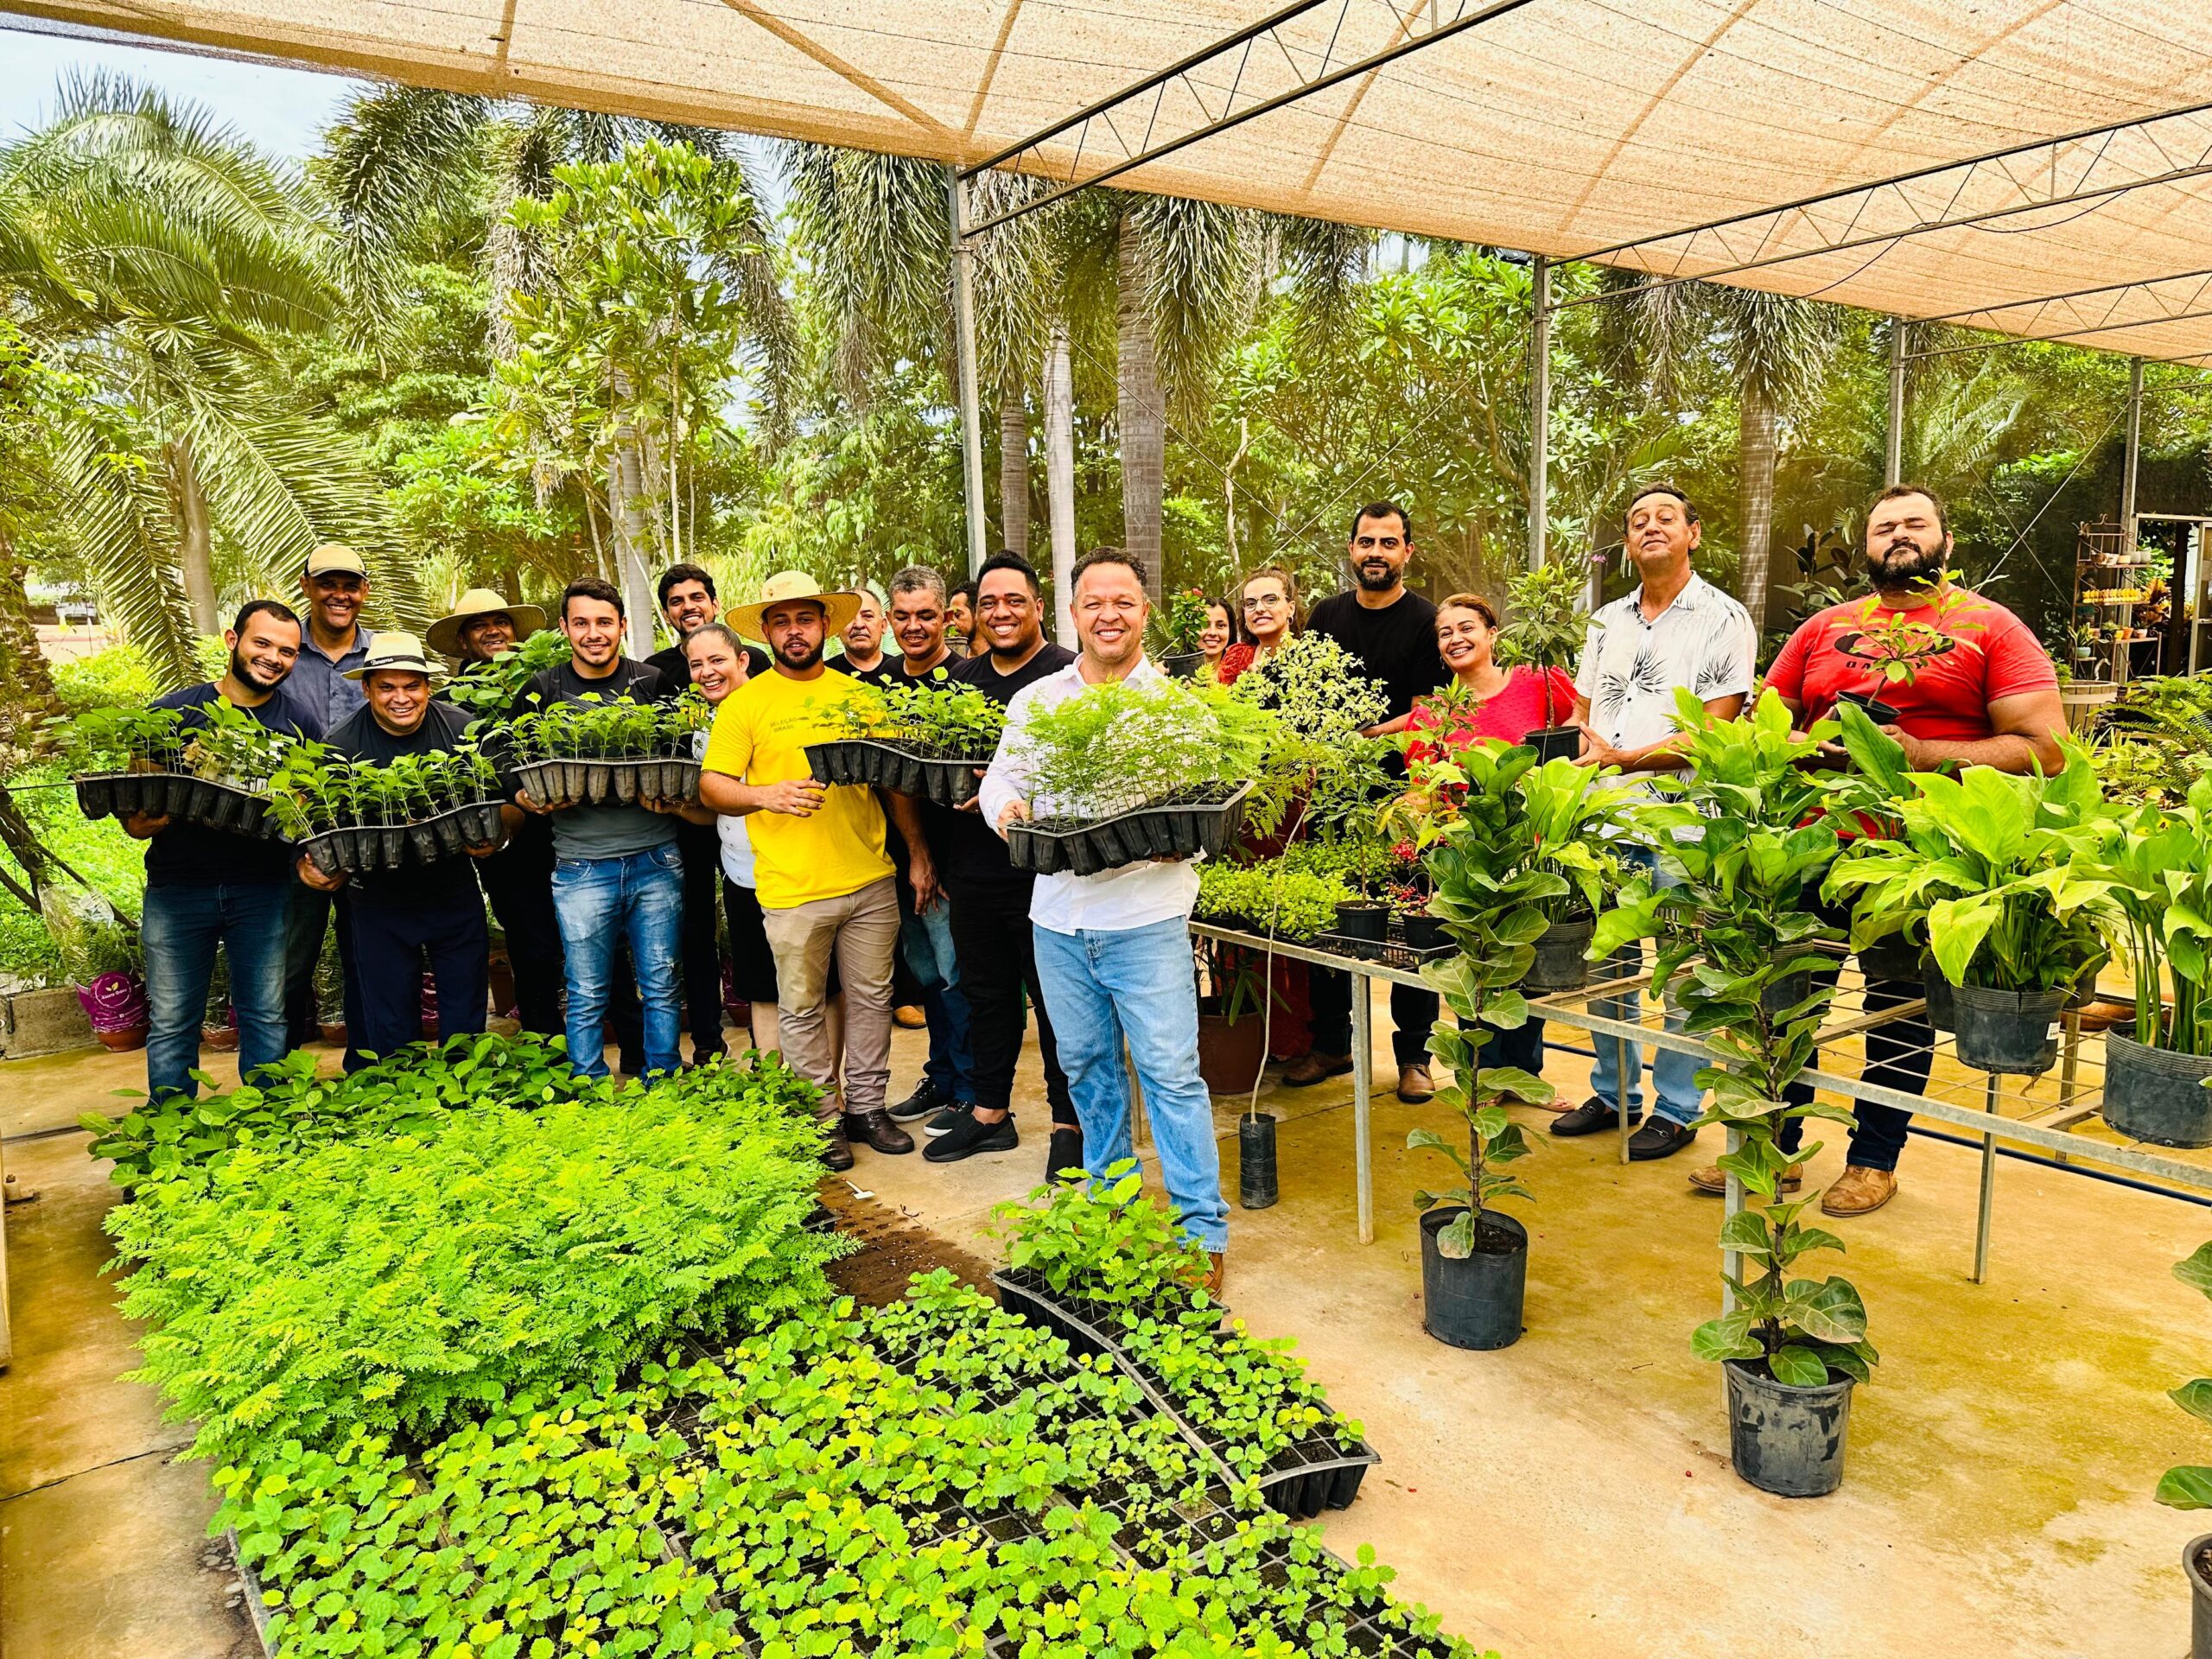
<box><xmin>1242</xmin><ymin>596</ymin><xmax>1286</xmax><ymax>611</ymax></box>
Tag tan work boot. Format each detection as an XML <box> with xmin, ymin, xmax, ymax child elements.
<box><xmin>1205</xmin><ymin>1251</ymin><xmax>1226</xmax><ymax>1298</ymax></box>
<box><xmin>893</xmin><ymin>1004</ymin><xmax>927</xmax><ymax>1030</ymax></box>
<box><xmin>1821</xmin><ymin>1166</ymin><xmax>1897</xmax><ymax>1217</ymax></box>
<box><xmin>1395</xmin><ymin>1064</ymin><xmax>1434</xmax><ymax>1103</ymax></box>
<box><xmin>1283</xmin><ymin>1051</ymin><xmax>1352</xmax><ymax>1087</ymax></box>
<box><xmin>1688</xmin><ymin>1162</ymin><xmax>1802</xmax><ymax>1196</ymax></box>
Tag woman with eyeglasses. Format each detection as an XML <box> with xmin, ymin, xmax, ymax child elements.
<box><xmin>1215</xmin><ymin>567</ymin><xmax>1299</xmax><ymax>686</ymax></box>
<box><xmin>1195</xmin><ymin>596</ymin><xmax>1238</xmax><ymax>681</ymax></box>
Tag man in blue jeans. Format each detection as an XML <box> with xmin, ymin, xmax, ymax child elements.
<box><xmin>511</xmin><ymin>577</ymin><xmax>710</xmax><ymax>1079</ymax></box>
<box><xmin>123</xmin><ymin>600</ymin><xmax>322</xmax><ymax>1101</ymax></box>
<box><xmin>982</xmin><ymin>548</ymin><xmax>1230</xmax><ymax>1293</ymax></box>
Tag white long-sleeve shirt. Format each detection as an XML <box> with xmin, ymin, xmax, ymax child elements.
<box><xmin>979</xmin><ymin>655</ymin><xmax>1200</xmax><ymax>935</ymax></box>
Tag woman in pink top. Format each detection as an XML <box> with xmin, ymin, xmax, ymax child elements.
<box><xmin>1405</xmin><ymin>593</ymin><xmax>1580</xmax><ymax>763</ymax></box>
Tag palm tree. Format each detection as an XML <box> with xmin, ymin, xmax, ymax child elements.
<box><xmin>0</xmin><ymin>73</ymin><xmax>420</xmax><ymax>686</ymax></box>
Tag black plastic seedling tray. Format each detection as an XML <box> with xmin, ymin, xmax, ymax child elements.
<box><xmin>1006</xmin><ymin>784</ymin><xmax>1252</xmax><ymax>878</ymax></box>
<box><xmin>514</xmin><ymin>755</ymin><xmax>701</xmax><ymax>810</ymax></box>
<box><xmin>299</xmin><ymin>801</ymin><xmax>507</xmax><ymax>875</ymax></box>
<box><xmin>804</xmin><ymin>739</ymin><xmax>989</xmax><ymax>806</ymax></box>
<box><xmin>75</xmin><ymin>771</ymin><xmax>282</xmax><ymax>839</ymax></box>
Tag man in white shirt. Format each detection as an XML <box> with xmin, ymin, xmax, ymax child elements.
<box><xmin>1554</xmin><ymin>484</ymin><xmax>1757</xmax><ymax>1160</ymax></box>
<box><xmin>982</xmin><ymin>549</ymin><xmax>1230</xmax><ymax>1292</ymax></box>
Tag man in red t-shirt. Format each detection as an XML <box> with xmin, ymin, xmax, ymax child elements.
<box><xmin>1734</xmin><ymin>483</ymin><xmax>2065</xmax><ymax>1219</ymax></box>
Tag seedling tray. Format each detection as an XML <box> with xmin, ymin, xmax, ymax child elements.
<box><xmin>514</xmin><ymin>755</ymin><xmax>702</xmax><ymax>810</ymax></box>
<box><xmin>299</xmin><ymin>801</ymin><xmax>507</xmax><ymax>876</ymax></box>
<box><xmin>804</xmin><ymin>739</ymin><xmax>989</xmax><ymax>806</ymax></box>
<box><xmin>1313</xmin><ymin>920</ymin><xmax>1457</xmax><ymax>973</ymax></box>
<box><xmin>1006</xmin><ymin>784</ymin><xmax>1252</xmax><ymax>878</ymax></box>
<box><xmin>74</xmin><ymin>770</ymin><xmax>281</xmax><ymax>840</ymax></box>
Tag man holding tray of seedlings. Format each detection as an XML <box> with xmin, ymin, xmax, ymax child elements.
<box><xmin>296</xmin><ymin>633</ymin><xmax>517</xmax><ymax>1066</ymax></box>
<box><xmin>1747</xmin><ymin>482</ymin><xmax>2064</xmax><ymax>1218</ymax></box>
<box><xmin>510</xmin><ymin>577</ymin><xmax>712</xmax><ymax>1081</ymax></box>
<box><xmin>982</xmin><ymin>549</ymin><xmax>1230</xmax><ymax>1294</ymax></box>
<box><xmin>122</xmin><ymin>600</ymin><xmax>321</xmax><ymax>1103</ymax></box>
<box><xmin>700</xmin><ymin>571</ymin><xmax>940</xmax><ymax>1171</ymax></box>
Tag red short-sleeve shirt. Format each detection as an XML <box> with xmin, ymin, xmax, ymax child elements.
<box><xmin>1764</xmin><ymin>588</ymin><xmax>2056</xmax><ymax>742</ymax></box>
<box><xmin>1405</xmin><ymin>666</ymin><xmax>1579</xmax><ymax>764</ymax></box>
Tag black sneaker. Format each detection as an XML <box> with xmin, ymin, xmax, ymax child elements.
<box><xmin>1627</xmin><ymin>1118</ymin><xmax>1699</xmax><ymax>1161</ymax></box>
<box><xmin>1046</xmin><ymin>1127</ymin><xmax>1085</xmax><ymax>1184</ymax></box>
<box><xmin>1549</xmin><ymin>1096</ymin><xmax>1642</xmax><ymax>1137</ymax></box>
<box><xmin>925</xmin><ymin>1101</ymin><xmax>976</xmax><ymax>1138</ymax></box>
<box><xmin>925</xmin><ymin>1112</ymin><xmax>1019</xmax><ymax>1163</ymax></box>
<box><xmin>889</xmin><ymin>1076</ymin><xmax>950</xmax><ymax>1122</ymax></box>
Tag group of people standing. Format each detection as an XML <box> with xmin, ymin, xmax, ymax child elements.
<box><xmin>120</xmin><ymin>472</ymin><xmax>2060</xmax><ymax>1276</ymax></box>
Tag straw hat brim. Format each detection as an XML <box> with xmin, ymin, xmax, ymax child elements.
<box><xmin>725</xmin><ymin>588</ymin><xmax>864</xmax><ymax>645</ymax></box>
<box><xmin>426</xmin><ymin>600</ymin><xmax>548</xmax><ymax>658</ymax></box>
<box><xmin>343</xmin><ymin>657</ymin><xmax>439</xmax><ymax>682</ymax></box>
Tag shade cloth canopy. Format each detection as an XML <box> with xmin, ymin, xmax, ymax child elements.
<box><xmin>10</xmin><ymin>0</ymin><xmax>2212</xmax><ymax>359</ymax></box>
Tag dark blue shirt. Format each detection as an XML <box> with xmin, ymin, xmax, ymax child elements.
<box><xmin>144</xmin><ymin>683</ymin><xmax>322</xmax><ymax>888</ymax></box>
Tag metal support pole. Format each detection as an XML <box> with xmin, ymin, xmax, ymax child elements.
<box><xmin>1974</xmin><ymin>1074</ymin><xmax>1999</xmax><ymax>1284</ymax></box>
<box><xmin>1617</xmin><ymin>1033</ymin><xmax>1631</xmax><ymax>1165</ymax></box>
<box><xmin>1721</xmin><ymin>1125</ymin><xmax>1744</xmax><ymax>1315</ymax></box>
<box><xmin>1528</xmin><ymin>255</ymin><xmax>1550</xmax><ymax>572</ymax></box>
<box><xmin>2119</xmin><ymin>356</ymin><xmax>2145</xmax><ymax>687</ymax></box>
<box><xmin>1885</xmin><ymin>318</ymin><xmax>1907</xmax><ymax>486</ymax></box>
<box><xmin>948</xmin><ymin>167</ymin><xmax>989</xmax><ymax>576</ymax></box>
<box><xmin>1352</xmin><ymin>971</ymin><xmax>1375</xmax><ymax>1245</ymax></box>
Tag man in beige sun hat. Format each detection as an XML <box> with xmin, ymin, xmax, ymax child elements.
<box><xmin>426</xmin><ymin>588</ymin><xmax>548</xmax><ymax>667</ymax></box>
<box><xmin>702</xmin><ymin>571</ymin><xmax>935</xmax><ymax>1172</ymax></box>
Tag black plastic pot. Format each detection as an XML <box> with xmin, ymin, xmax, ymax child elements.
<box><xmin>1525</xmin><ymin>726</ymin><xmax>1581</xmax><ymax>763</ymax></box>
<box><xmin>1724</xmin><ymin>1357</ymin><xmax>1853</xmax><ymax>1497</ymax></box>
<box><xmin>1761</xmin><ymin>970</ymin><xmax>1817</xmax><ymax>1020</ymax></box>
<box><xmin>462</xmin><ymin>802</ymin><xmax>505</xmax><ymax>845</ymax></box>
<box><xmin>1525</xmin><ymin>915</ymin><xmax>1595</xmax><ymax>993</ymax></box>
<box><xmin>431</xmin><ymin>813</ymin><xmax>466</xmax><ymax>856</ymax></box>
<box><xmin>1239</xmin><ymin>1114</ymin><xmax>1279</xmax><ymax>1210</ymax></box>
<box><xmin>1857</xmin><ymin>933</ymin><xmax>1923</xmax><ymax>986</ymax></box>
<box><xmin>1952</xmin><ymin>982</ymin><xmax>2063</xmax><ymax>1075</ymax></box>
<box><xmin>612</xmin><ymin>762</ymin><xmax>638</xmax><ymax>804</ymax></box>
<box><xmin>1332</xmin><ymin>900</ymin><xmax>1388</xmax><ymax>943</ymax></box>
<box><xmin>407</xmin><ymin>823</ymin><xmax>440</xmax><ymax>862</ymax></box>
<box><xmin>1006</xmin><ymin>785</ymin><xmax>1252</xmax><ymax>878</ymax></box>
<box><xmin>1418</xmin><ymin>1207</ymin><xmax>1527</xmax><ymax>1351</ymax></box>
<box><xmin>1161</xmin><ymin>651</ymin><xmax>1206</xmax><ymax>679</ymax></box>
<box><xmin>1399</xmin><ymin>912</ymin><xmax>1446</xmax><ymax>952</ymax></box>
<box><xmin>1922</xmin><ymin>963</ymin><xmax>1956</xmax><ymax>1032</ymax></box>
<box><xmin>2103</xmin><ymin>1031</ymin><xmax>2212</xmax><ymax>1148</ymax></box>
<box><xmin>1836</xmin><ymin>689</ymin><xmax>1901</xmax><ymax>726</ymax></box>
<box><xmin>2187</xmin><ymin>1532</ymin><xmax>2212</xmax><ymax>1659</ymax></box>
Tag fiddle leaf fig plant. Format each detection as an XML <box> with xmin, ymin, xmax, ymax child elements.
<box><xmin>2158</xmin><ymin>1240</ymin><xmax>2212</xmax><ymax>1510</ymax></box>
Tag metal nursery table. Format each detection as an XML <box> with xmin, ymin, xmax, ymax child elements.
<box><xmin>1192</xmin><ymin>922</ymin><xmax>2212</xmax><ymax>1280</ymax></box>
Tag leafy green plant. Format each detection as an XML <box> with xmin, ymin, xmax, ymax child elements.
<box><xmin>441</xmin><ymin>626</ymin><xmax>575</xmax><ymax>715</ymax></box>
<box><xmin>2157</xmin><ymin>1240</ymin><xmax>2212</xmax><ymax>1511</ymax></box>
<box><xmin>1830</xmin><ymin>582</ymin><xmax>1986</xmax><ymax>688</ymax></box>
<box><xmin>1406</xmin><ymin>741</ymin><xmax>1548</xmax><ymax>1255</ymax></box>
<box><xmin>265</xmin><ymin>741</ymin><xmax>505</xmax><ymax>836</ymax></box>
<box><xmin>1594</xmin><ymin>691</ymin><xmax>1876</xmax><ymax>1389</ymax></box>
<box><xmin>1155</xmin><ymin>588</ymin><xmax>1211</xmax><ymax>656</ymax></box>
<box><xmin>1494</xmin><ymin>556</ymin><xmax>1588</xmax><ymax>728</ymax></box>
<box><xmin>54</xmin><ymin>705</ymin><xmax>188</xmax><ymax>772</ymax></box>
<box><xmin>2087</xmin><ymin>774</ymin><xmax>2212</xmax><ymax>1055</ymax></box>
<box><xmin>832</xmin><ymin>667</ymin><xmax>1008</xmax><ymax>757</ymax></box>
<box><xmin>1017</xmin><ymin>678</ymin><xmax>1281</xmax><ymax>824</ymax></box>
<box><xmin>502</xmin><ymin>689</ymin><xmax>711</xmax><ymax>763</ymax></box>
<box><xmin>991</xmin><ymin>1162</ymin><xmax>1217</xmax><ymax>1311</ymax></box>
<box><xmin>1194</xmin><ymin>861</ymin><xmax>1351</xmax><ymax>939</ymax></box>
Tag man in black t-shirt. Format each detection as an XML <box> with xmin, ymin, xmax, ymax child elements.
<box><xmin>123</xmin><ymin>600</ymin><xmax>321</xmax><ymax>1103</ymax></box>
<box><xmin>298</xmin><ymin>633</ymin><xmax>517</xmax><ymax>1066</ymax></box>
<box><xmin>916</xmin><ymin>553</ymin><xmax>1081</xmax><ymax>1175</ymax></box>
<box><xmin>1295</xmin><ymin>499</ymin><xmax>1447</xmax><ymax>1104</ymax></box>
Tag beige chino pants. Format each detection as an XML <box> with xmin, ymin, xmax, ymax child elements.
<box><xmin>760</xmin><ymin>875</ymin><xmax>899</xmax><ymax>1120</ymax></box>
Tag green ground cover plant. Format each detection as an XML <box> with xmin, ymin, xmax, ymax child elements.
<box><xmin>1017</xmin><ymin>678</ymin><xmax>1282</xmax><ymax>825</ymax></box>
<box><xmin>108</xmin><ymin>1054</ymin><xmax>845</xmax><ymax>1463</ymax></box>
<box><xmin>1193</xmin><ymin>861</ymin><xmax>1351</xmax><ymax>940</ymax></box>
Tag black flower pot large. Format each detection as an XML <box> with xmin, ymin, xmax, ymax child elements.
<box><xmin>2186</xmin><ymin>1532</ymin><xmax>2212</xmax><ymax>1659</ymax></box>
<box><xmin>1525</xmin><ymin>726</ymin><xmax>1581</xmax><ymax>763</ymax></box>
<box><xmin>1332</xmin><ymin>900</ymin><xmax>1388</xmax><ymax>943</ymax></box>
<box><xmin>1857</xmin><ymin>933</ymin><xmax>1923</xmax><ymax>986</ymax></box>
<box><xmin>1951</xmin><ymin>983</ymin><xmax>2064</xmax><ymax>1075</ymax></box>
<box><xmin>2103</xmin><ymin>1031</ymin><xmax>2212</xmax><ymax>1148</ymax></box>
<box><xmin>1724</xmin><ymin>1358</ymin><xmax>1853</xmax><ymax>1497</ymax></box>
<box><xmin>1922</xmin><ymin>963</ymin><xmax>1956</xmax><ymax>1033</ymax></box>
<box><xmin>1525</xmin><ymin>915</ymin><xmax>1595</xmax><ymax>993</ymax></box>
<box><xmin>1418</xmin><ymin>1206</ymin><xmax>1527</xmax><ymax>1351</ymax></box>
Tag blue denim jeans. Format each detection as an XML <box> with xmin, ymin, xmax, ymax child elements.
<box><xmin>901</xmin><ymin>898</ymin><xmax>976</xmax><ymax>1102</ymax></box>
<box><xmin>551</xmin><ymin>842</ymin><xmax>684</xmax><ymax>1078</ymax></box>
<box><xmin>1589</xmin><ymin>842</ymin><xmax>1704</xmax><ymax>1126</ymax></box>
<box><xmin>1033</xmin><ymin>915</ymin><xmax>1228</xmax><ymax>1253</ymax></box>
<box><xmin>141</xmin><ymin>881</ymin><xmax>292</xmax><ymax>1103</ymax></box>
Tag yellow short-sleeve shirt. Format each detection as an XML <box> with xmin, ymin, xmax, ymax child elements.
<box><xmin>702</xmin><ymin>670</ymin><xmax>891</xmax><ymax>910</ymax></box>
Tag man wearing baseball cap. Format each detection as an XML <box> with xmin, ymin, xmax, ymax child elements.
<box><xmin>701</xmin><ymin>571</ymin><xmax>938</xmax><ymax>1170</ymax></box>
<box><xmin>297</xmin><ymin>633</ymin><xmax>516</xmax><ymax>1065</ymax></box>
<box><xmin>284</xmin><ymin>542</ymin><xmax>377</xmax><ymax>1062</ymax></box>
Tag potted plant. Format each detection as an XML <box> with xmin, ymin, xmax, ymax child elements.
<box><xmin>1827</xmin><ymin>749</ymin><xmax>2112</xmax><ymax>1077</ymax></box>
<box><xmin>1516</xmin><ymin>754</ymin><xmax>1626</xmax><ymax>993</ymax></box>
<box><xmin>2089</xmin><ymin>776</ymin><xmax>2212</xmax><ymax>1146</ymax></box>
<box><xmin>1154</xmin><ymin>588</ymin><xmax>1211</xmax><ymax>678</ymax></box>
<box><xmin>1194</xmin><ymin>861</ymin><xmax>1350</xmax><ymax>942</ymax></box>
<box><xmin>1595</xmin><ymin>692</ymin><xmax>1872</xmax><ymax>1496</ymax></box>
<box><xmin>63</xmin><ymin>702</ymin><xmax>294</xmax><ymax>838</ymax></box>
<box><xmin>806</xmin><ymin>670</ymin><xmax>1008</xmax><ymax>805</ymax></box>
<box><xmin>270</xmin><ymin>744</ymin><xmax>507</xmax><ymax>875</ymax></box>
<box><xmin>1407</xmin><ymin>741</ymin><xmax>1549</xmax><ymax>1351</ymax></box>
<box><xmin>2157</xmin><ymin>1239</ymin><xmax>2212</xmax><ymax>1659</ymax></box>
<box><xmin>1495</xmin><ymin>555</ymin><xmax>1589</xmax><ymax>761</ymax></box>
<box><xmin>46</xmin><ymin>890</ymin><xmax>147</xmax><ymax>1052</ymax></box>
<box><xmin>501</xmin><ymin>691</ymin><xmax>709</xmax><ymax>810</ymax></box>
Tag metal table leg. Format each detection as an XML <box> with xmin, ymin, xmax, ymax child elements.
<box><xmin>1617</xmin><ymin>1033</ymin><xmax>1632</xmax><ymax>1165</ymax></box>
<box><xmin>2057</xmin><ymin>1009</ymin><xmax>2082</xmax><ymax>1115</ymax></box>
<box><xmin>1974</xmin><ymin>1073</ymin><xmax>1999</xmax><ymax>1284</ymax></box>
<box><xmin>1352</xmin><ymin>969</ymin><xmax>1375</xmax><ymax>1245</ymax></box>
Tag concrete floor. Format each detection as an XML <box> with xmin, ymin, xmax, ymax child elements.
<box><xmin>5</xmin><ymin>998</ymin><xmax>2209</xmax><ymax>1658</ymax></box>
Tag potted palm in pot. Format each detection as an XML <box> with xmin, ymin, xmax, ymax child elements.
<box><xmin>1407</xmin><ymin>741</ymin><xmax>1548</xmax><ymax>1350</ymax></box>
<box><xmin>2089</xmin><ymin>775</ymin><xmax>2212</xmax><ymax>1146</ymax></box>
<box><xmin>1595</xmin><ymin>692</ymin><xmax>1873</xmax><ymax>1496</ymax></box>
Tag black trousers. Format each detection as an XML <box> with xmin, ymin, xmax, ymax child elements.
<box><xmin>475</xmin><ymin>815</ymin><xmax>565</xmax><ymax>1037</ymax></box>
<box><xmin>674</xmin><ymin>817</ymin><xmax>728</xmax><ymax>1058</ymax></box>
<box><xmin>1308</xmin><ymin>966</ymin><xmax>1437</xmax><ymax>1070</ymax></box>
<box><xmin>946</xmin><ymin>884</ymin><xmax>1074</xmax><ymax>1124</ymax></box>
<box><xmin>347</xmin><ymin>891</ymin><xmax>489</xmax><ymax>1065</ymax></box>
<box><xmin>1775</xmin><ymin>900</ymin><xmax>1932</xmax><ymax>1173</ymax></box>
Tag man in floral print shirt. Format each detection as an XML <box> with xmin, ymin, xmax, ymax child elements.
<box><xmin>1553</xmin><ymin>485</ymin><xmax>1758</xmax><ymax>1161</ymax></box>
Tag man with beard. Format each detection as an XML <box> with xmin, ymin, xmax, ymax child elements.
<box><xmin>121</xmin><ymin>601</ymin><xmax>321</xmax><ymax>1103</ymax></box>
<box><xmin>1554</xmin><ymin>485</ymin><xmax>1756</xmax><ymax>1162</ymax></box>
<box><xmin>922</xmin><ymin>552</ymin><xmax>1081</xmax><ymax>1172</ymax></box>
<box><xmin>1745</xmin><ymin>482</ymin><xmax>2063</xmax><ymax>1217</ymax></box>
<box><xmin>428</xmin><ymin>588</ymin><xmax>563</xmax><ymax>1039</ymax></box>
<box><xmin>1293</xmin><ymin>502</ymin><xmax>1447</xmax><ymax>1104</ymax></box>
<box><xmin>701</xmin><ymin>573</ymin><xmax>938</xmax><ymax>1170</ymax></box>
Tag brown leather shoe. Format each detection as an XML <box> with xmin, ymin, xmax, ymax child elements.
<box><xmin>1821</xmin><ymin>1165</ymin><xmax>1897</xmax><ymax>1217</ymax></box>
<box><xmin>1395</xmin><ymin>1064</ymin><xmax>1434</xmax><ymax>1103</ymax></box>
<box><xmin>1283</xmin><ymin>1051</ymin><xmax>1352</xmax><ymax>1086</ymax></box>
<box><xmin>845</xmin><ymin>1109</ymin><xmax>917</xmax><ymax>1154</ymax></box>
<box><xmin>1205</xmin><ymin>1251</ymin><xmax>1226</xmax><ymax>1298</ymax></box>
<box><xmin>1688</xmin><ymin>1162</ymin><xmax>1802</xmax><ymax>1196</ymax></box>
<box><xmin>893</xmin><ymin>1004</ymin><xmax>927</xmax><ymax>1030</ymax></box>
<box><xmin>819</xmin><ymin>1120</ymin><xmax>855</xmax><ymax>1173</ymax></box>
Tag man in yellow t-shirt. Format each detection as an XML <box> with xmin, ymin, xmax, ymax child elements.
<box><xmin>702</xmin><ymin>572</ymin><xmax>937</xmax><ymax>1171</ymax></box>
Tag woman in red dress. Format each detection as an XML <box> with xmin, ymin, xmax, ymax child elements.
<box><xmin>1217</xmin><ymin>566</ymin><xmax>1299</xmax><ymax>686</ymax></box>
<box><xmin>1404</xmin><ymin>593</ymin><xmax>1580</xmax><ymax>761</ymax></box>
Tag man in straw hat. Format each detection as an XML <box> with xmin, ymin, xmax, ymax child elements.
<box><xmin>296</xmin><ymin>633</ymin><xmax>515</xmax><ymax>1066</ymax></box>
<box><xmin>702</xmin><ymin>571</ymin><xmax>939</xmax><ymax>1171</ymax></box>
<box><xmin>429</xmin><ymin>588</ymin><xmax>562</xmax><ymax>1038</ymax></box>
